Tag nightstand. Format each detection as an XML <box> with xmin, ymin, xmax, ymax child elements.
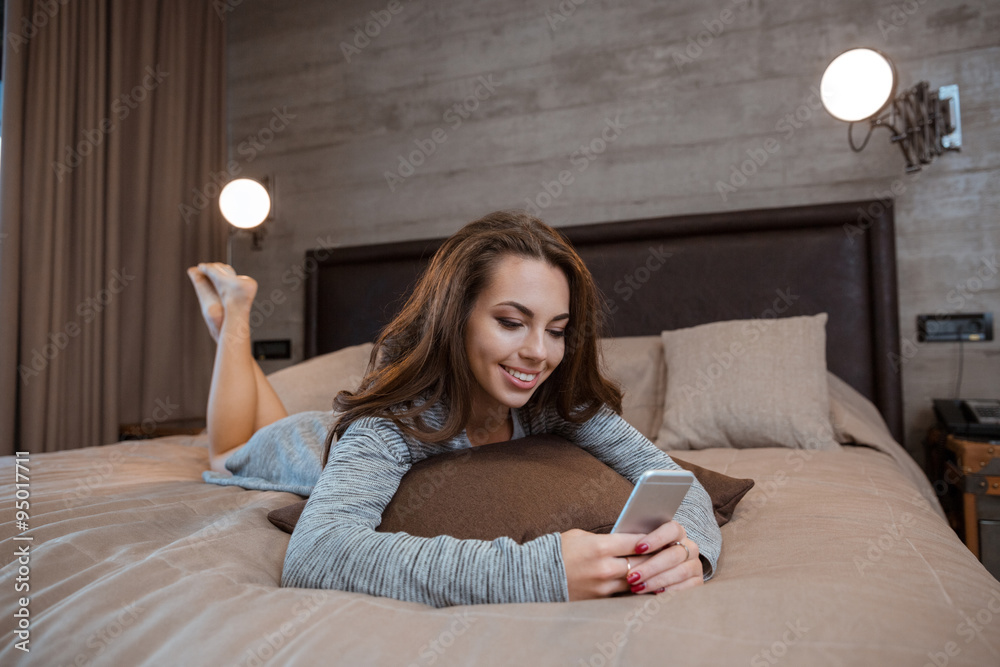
<box><xmin>118</xmin><ymin>418</ymin><xmax>206</xmax><ymax>440</ymax></box>
<box><xmin>926</xmin><ymin>428</ymin><xmax>1000</xmax><ymax>580</ymax></box>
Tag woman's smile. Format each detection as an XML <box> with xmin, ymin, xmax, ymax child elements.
<box><xmin>500</xmin><ymin>364</ymin><xmax>541</xmax><ymax>388</ymax></box>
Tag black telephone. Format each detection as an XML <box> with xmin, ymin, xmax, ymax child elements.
<box><xmin>934</xmin><ymin>398</ymin><xmax>1000</xmax><ymax>437</ymax></box>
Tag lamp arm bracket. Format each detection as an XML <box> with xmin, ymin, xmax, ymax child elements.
<box><xmin>849</xmin><ymin>115</ymin><xmax>898</xmax><ymax>153</ymax></box>
<box><xmin>848</xmin><ymin>122</ymin><xmax>874</xmax><ymax>152</ymax></box>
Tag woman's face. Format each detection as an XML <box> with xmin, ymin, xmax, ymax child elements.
<box><xmin>464</xmin><ymin>255</ymin><xmax>570</xmax><ymax>421</ymax></box>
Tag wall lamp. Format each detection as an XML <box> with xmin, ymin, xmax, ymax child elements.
<box><xmin>820</xmin><ymin>48</ymin><xmax>961</xmax><ymax>173</ymax></box>
<box><xmin>219</xmin><ymin>177</ymin><xmax>273</xmax><ymax>264</ymax></box>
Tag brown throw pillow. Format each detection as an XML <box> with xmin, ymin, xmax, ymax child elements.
<box><xmin>668</xmin><ymin>455</ymin><xmax>754</xmax><ymax>526</ymax></box>
<box><xmin>267</xmin><ymin>435</ymin><xmax>754</xmax><ymax>540</ymax></box>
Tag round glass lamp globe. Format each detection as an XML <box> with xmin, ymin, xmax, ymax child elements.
<box><xmin>219</xmin><ymin>179</ymin><xmax>271</xmax><ymax>229</ymax></box>
<box><xmin>820</xmin><ymin>48</ymin><xmax>895</xmax><ymax>122</ymax></box>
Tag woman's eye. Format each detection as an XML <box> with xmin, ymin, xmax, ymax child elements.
<box><xmin>498</xmin><ymin>318</ymin><xmax>522</xmax><ymax>330</ymax></box>
<box><xmin>547</xmin><ymin>329</ymin><xmax>566</xmax><ymax>339</ymax></box>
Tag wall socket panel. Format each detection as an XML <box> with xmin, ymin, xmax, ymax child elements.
<box><xmin>917</xmin><ymin>313</ymin><xmax>993</xmax><ymax>342</ymax></box>
<box><xmin>253</xmin><ymin>339</ymin><xmax>292</xmax><ymax>360</ymax></box>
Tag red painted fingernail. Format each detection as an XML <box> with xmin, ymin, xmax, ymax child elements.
<box><xmin>635</xmin><ymin>543</ymin><xmax>649</xmax><ymax>554</ymax></box>
<box><xmin>627</xmin><ymin>572</ymin><xmax>641</xmax><ymax>585</ymax></box>
<box><xmin>630</xmin><ymin>583</ymin><xmax>646</xmax><ymax>593</ymax></box>
<box><xmin>656</xmin><ymin>587</ymin><xmax>666</xmax><ymax>594</ymax></box>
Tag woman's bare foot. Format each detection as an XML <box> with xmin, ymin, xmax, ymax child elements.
<box><xmin>187</xmin><ymin>263</ymin><xmax>258</xmax><ymax>342</ymax></box>
<box><xmin>198</xmin><ymin>263</ymin><xmax>258</xmax><ymax>310</ymax></box>
<box><xmin>187</xmin><ymin>266</ymin><xmax>225</xmax><ymax>342</ymax></box>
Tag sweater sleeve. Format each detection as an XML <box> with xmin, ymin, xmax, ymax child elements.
<box><xmin>280</xmin><ymin>421</ymin><xmax>569</xmax><ymax>607</ymax></box>
<box><xmin>527</xmin><ymin>405</ymin><xmax>722</xmax><ymax>579</ymax></box>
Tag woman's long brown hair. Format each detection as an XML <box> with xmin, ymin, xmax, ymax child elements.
<box><xmin>323</xmin><ymin>210</ymin><xmax>622</xmax><ymax>466</ymax></box>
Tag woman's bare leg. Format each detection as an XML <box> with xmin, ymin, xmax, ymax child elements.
<box><xmin>251</xmin><ymin>362</ymin><xmax>288</xmax><ymax>431</ymax></box>
<box><xmin>187</xmin><ymin>264</ymin><xmax>288</xmax><ymax>468</ymax></box>
<box><xmin>187</xmin><ymin>266</ymin><xmax>287</xmax><ymax>431</ymax></box>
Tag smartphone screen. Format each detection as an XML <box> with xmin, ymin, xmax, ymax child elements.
<box><xmin>611</xmin><ymin>470</ymin><xmax>694</xmax><ymax>534</ymax></box>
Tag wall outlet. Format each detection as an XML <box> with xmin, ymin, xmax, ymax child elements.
<box><xmin>253</xmin><ymin>339</ymin><xmax>292</xmax><ymax>360</ymax></box>
<box><xmin>917</xmin><ymin>313</ymin><xmax>993</xmax><ymax>342</ymax></box>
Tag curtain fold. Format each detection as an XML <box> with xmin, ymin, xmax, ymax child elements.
<box><xmin>0</xmin><ymin>0</ymin><xmax>227</xmax><ymax>455</ymax></box>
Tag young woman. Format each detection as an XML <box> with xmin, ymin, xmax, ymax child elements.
<box><xmin>191</xmin><ymin>211</ymin><xmax>721</xmax><ymax>608</ymax></box>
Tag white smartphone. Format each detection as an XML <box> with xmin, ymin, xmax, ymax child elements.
<box><xmin>611</xmin><ymin>469</ymin><xmax>694</xmax><ymax>534</ymax></box>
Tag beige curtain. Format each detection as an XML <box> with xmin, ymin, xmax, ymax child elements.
<box><xmin>0</xmin><ymin>0</ymin><xmax>227</xmax><ymax>455</ymax></box>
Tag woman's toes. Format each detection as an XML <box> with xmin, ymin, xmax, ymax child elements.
<box><xmin>201</xmin><ymin>263</ymin><xmax>257</xmax><ymax>306</ymax></box>
<box><xmin>207</xmin><ymin>262</ymin><xmax>237</xmax><ymax>276</ymax></box>
<box><xmin>188</xmin><ymin>267</ymin><xmax>219</xmax><ymax>305</ymax></box>
<box><xmin>187</xmin><ymin>267</ymin><xmax>224</xmax><ymax>341</ymax></box>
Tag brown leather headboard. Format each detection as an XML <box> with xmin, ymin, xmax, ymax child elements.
<box><xmin>305</xmin><ymin>200</ymin><xmax>902</xmax><ymax>440</ymax></box>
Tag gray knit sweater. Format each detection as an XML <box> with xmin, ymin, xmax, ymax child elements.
<box><xmin>265</xmin><ymin>401</ymin><xmax>722</xmax><ymax>608</ymax></box>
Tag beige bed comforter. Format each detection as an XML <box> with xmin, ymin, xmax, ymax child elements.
<box><xmin>2</xmin><ymin>428</ymin><xmax>999</xmax><ymax>666</ymax></box>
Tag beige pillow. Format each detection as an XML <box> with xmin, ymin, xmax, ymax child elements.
<box><xmin>599</xmin><ymin>336</ymin><xmax>666</xmax><ymax>440</ymax></box>
<box><xmin>827</xmin><ymin>370</ymin><xmax>895</xmax><ymax>449</ymax></box>
<box><xmin>656</xmin><ymin>314</ymin><xmax>838</xmax><ymax>451</ymax></box>
<box><xmin>266</xmin><ymin>342</ymin><xmax>373</xmax><ymax>414</ymax></box>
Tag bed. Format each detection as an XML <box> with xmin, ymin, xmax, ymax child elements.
<box><xmin>3</xmin><ymin>201</ymin><xmax>999</xmax><ymax>665</ymax></box>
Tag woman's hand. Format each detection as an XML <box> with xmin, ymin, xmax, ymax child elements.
<box><xmin>560</xmin><ymin>529</ymin><xmax>643</xmax><ymax>600</ymax></box>
<box><xmin>621</xmin><ymin>520</ymin><xmax>703</xmax><ymax>595</ymax></box>
<box><xmin>560</xmin><ymin>521</ymin><xmax>703</xmax><ymax>601</ymax></box>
